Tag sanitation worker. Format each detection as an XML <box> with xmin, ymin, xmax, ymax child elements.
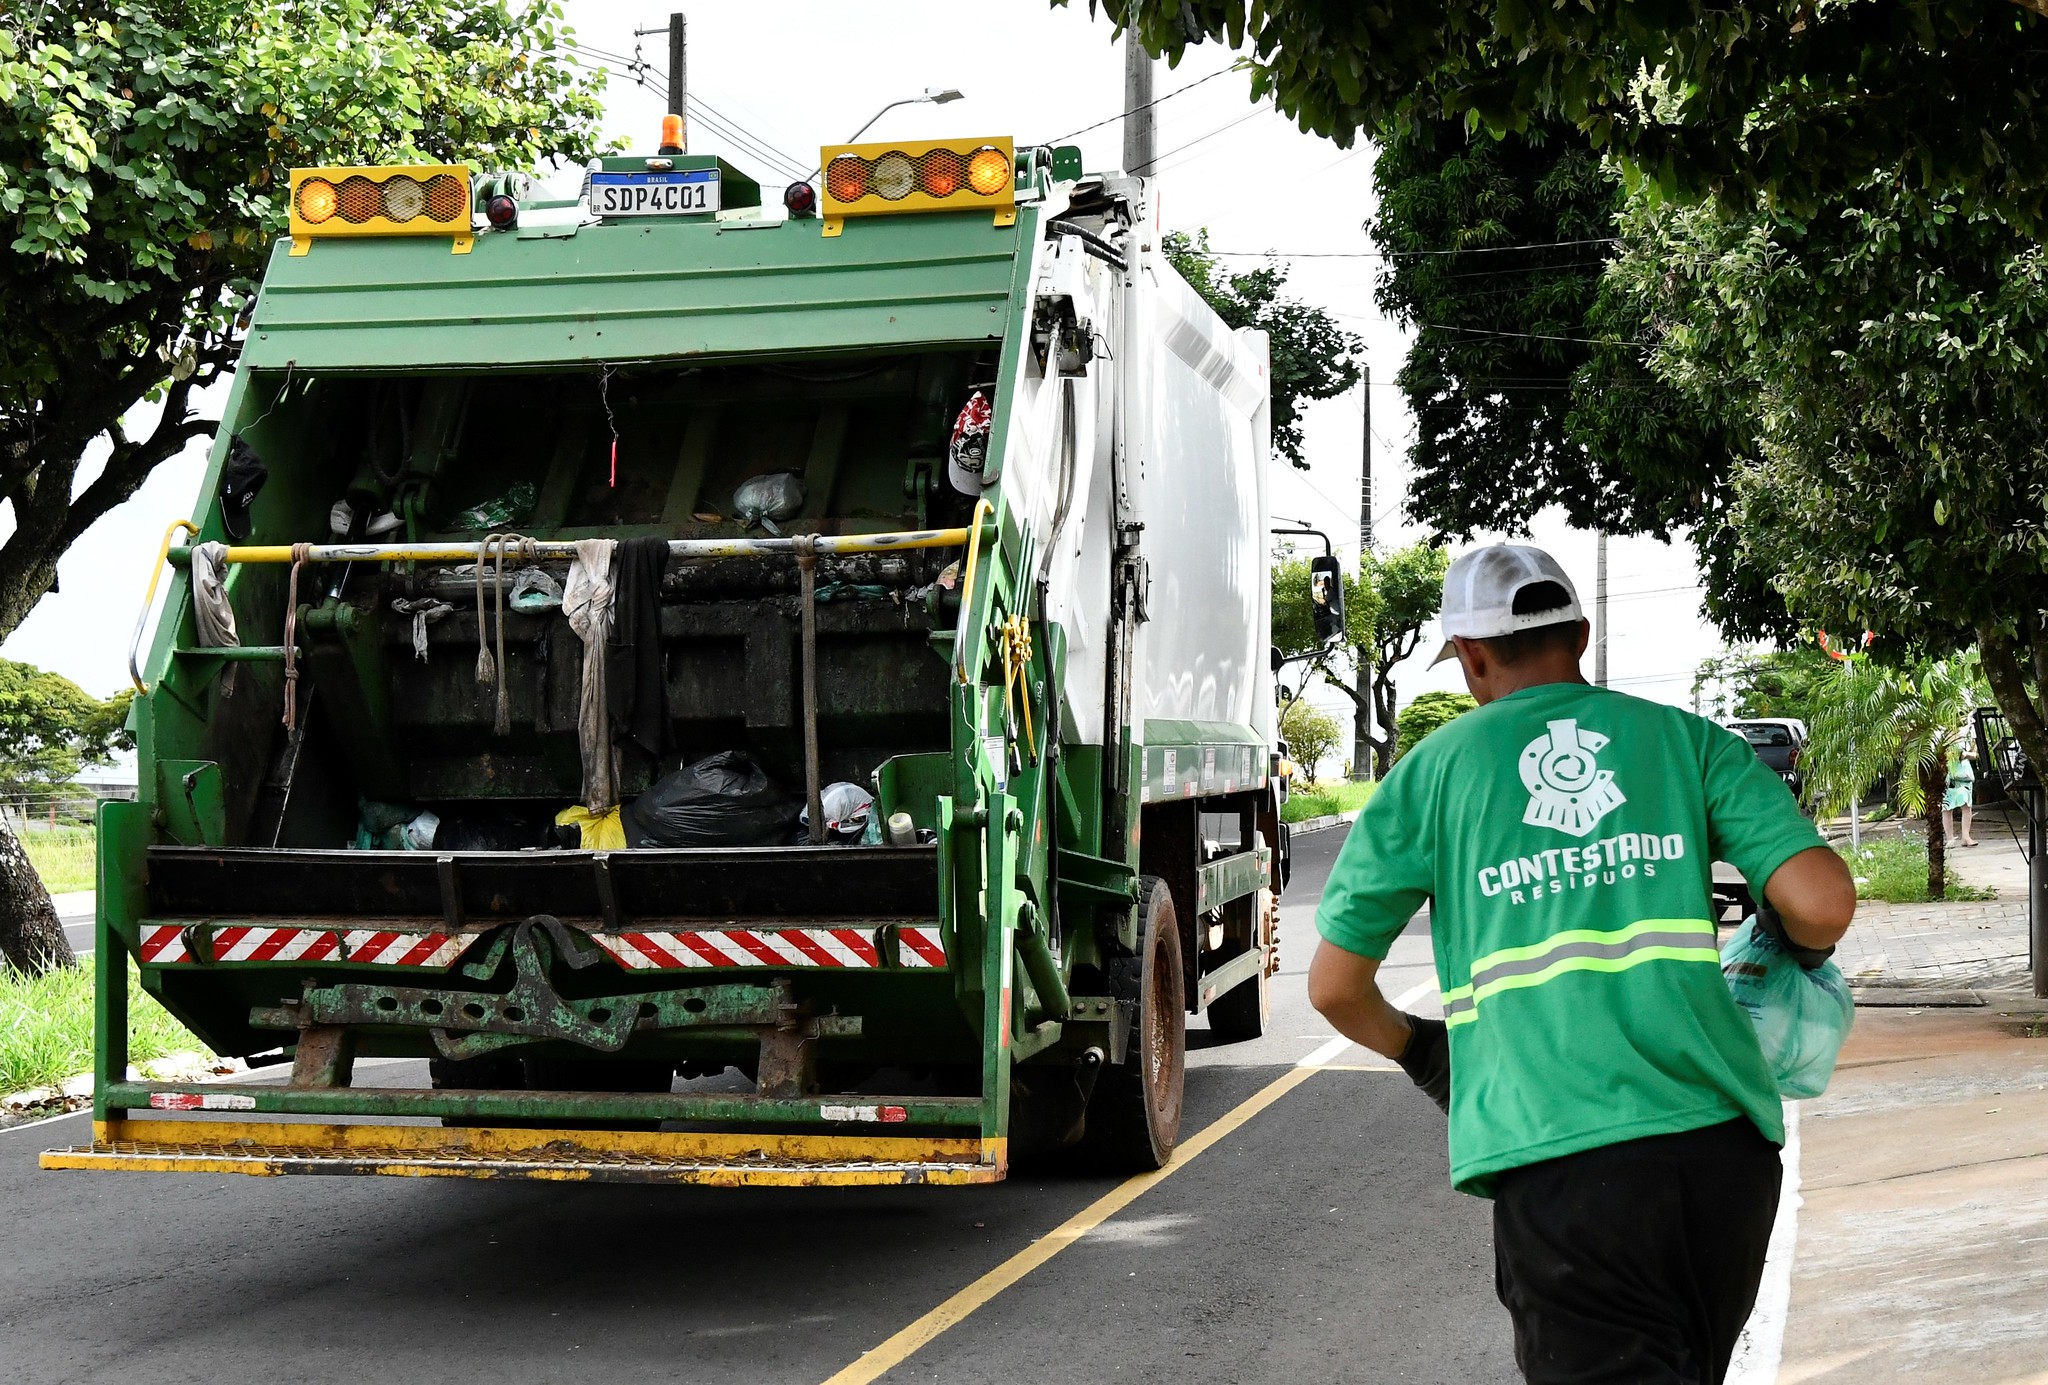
<box><xmin>1308</xmin><ymin>543</ymin><xmax>1855</xmax><ymax>1385</ymax></box>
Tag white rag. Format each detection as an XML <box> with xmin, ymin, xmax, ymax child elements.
<box><xmin>190</xmin><ymin>541</ymin><xmax>239</xmax><ymax>696</ymax></box>
<box><xmin>564</xmin><ymin>538</ymin><xmax>618</xmax><ymax>811</ymax></box>
<box><xmin>390</xmin><ymin>597</ymin><xmax>453</xmax><ymax>662</ymax></box>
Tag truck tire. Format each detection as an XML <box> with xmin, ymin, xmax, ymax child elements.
<box><xmin>1205</xmin><ymin>887</ymin><xmax>1273</xmax><ymax>1043</ymax></box>
<box><xmin>1077</xmin><ymin>876</ymin><xmax>1186</xmax><ymax>1172</ymax></box>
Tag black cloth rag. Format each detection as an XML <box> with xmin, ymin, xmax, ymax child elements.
<box><xmin>606</xmin><ymin>535</ymin><xmax>671</xmax><ymax>773</ymax></box>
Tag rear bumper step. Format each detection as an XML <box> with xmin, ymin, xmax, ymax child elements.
<box><xmin>43</xmin><ymin>1120</ymin><xmax>1006</xmax><ymax>1186</ymax></box>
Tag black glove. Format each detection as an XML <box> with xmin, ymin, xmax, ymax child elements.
<box><xmin>1395</xmin><ymin>1014</ymin><xmax>1451</xmax><ymax>1113</ymax></box>
<box><xmin>1755</xmin><ymin>900</ymin><xmax>1834</xmax><ymax>970</ymax></box>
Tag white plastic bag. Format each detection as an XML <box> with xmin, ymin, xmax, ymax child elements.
<box><xmin>1721</xmin><ymin>917</ymin><xmax>1855</xmax><ymax>1099</ymax></box>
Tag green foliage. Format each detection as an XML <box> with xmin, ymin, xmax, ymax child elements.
<box><xmin>0</xmin><ymin>1</ymin><xmax>609</xmax><ymax>639</ymax></box>
<box><xmin>1396</xmin><ymin>690</ymin><xmax>1477</xmax><ymax>759</ymax></box>
<box><xmin>1838</xmin><ymin>836</ymin><xmax>1993</xmax><ymax>905</ymax></box>
<box><xmin>1073</xmin><ymin>1</ymin><xmax>2048</xmax><ymax>227</ymax></box>
<box><xmin>1163</xmin><ymin>229</ymin><xmax>1362</xmax><ymax>466</ymax></box>
<box><xmin>24</xmin><ymin>826</ymin><xmax>96</xmax><ymax>894</ymax></box>
<box><xmin>1280</xmin><ymin>778</ymin><xmax>1375</xmax><ymax>824</ymax></box>
<box><xmin>1805</xmin><ymin>653</ymin><xmax>1982</xmax><ymax>821</ymax></box>
<box><xmin>1693</xmin><ymin>646</ymin><xmax>1835</xmax><ymax>725</ymax></box>
<box><xmin>1364</xmin><ymin>544</ymin><xmax>1449</xmax><ymax>664</ymax></box>
<box><xmin>0</xmin><ymin>960</ymin><xmax>205</xmax><ymax>1095</ymax></box>
<box><xmin>0</xmin><ymin>658</ymin><xmax>129</xmax><ymax>793</ymax></box>
<box><xmin>1279</xmin><ymin>697</ymin><xmax>1343</xmax><ymax>784</ymax></box>
<box><xmin>1605</xmin><ymin>171</ymin><xmax>2048</xmax><ymax>778</ymax></box>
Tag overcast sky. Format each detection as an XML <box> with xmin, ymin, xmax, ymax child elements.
<box><xmin>1</xmin><ymin>0</ymin><xmax>1720</xmax><ymax>727</ymax></box>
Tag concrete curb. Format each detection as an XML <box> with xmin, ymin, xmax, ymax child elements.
<box><xmin>1288</xmin><ymin>808</ymin><xmax>1362</xmax><ymax>837</ymax></box>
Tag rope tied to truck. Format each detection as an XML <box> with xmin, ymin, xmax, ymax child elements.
<box><xmin>792</xmin><ymin>533</ymin><xmax>825</xmax><ymax>845</ymax></box>
<box><xmin>473</xmin><ymin>533</ymin><xmax>535</xmax><ymax>737</ymax></box>
<box><xmin>281</xmin><ymin>542</ymin><xmax>312</xmax><ymax>729</ymax></box>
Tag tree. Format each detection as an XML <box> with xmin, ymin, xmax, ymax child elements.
<box><xmin>1075</xmin><ymin>1</ymin><xmax>2048</xmax><ymax>227</ymax></box>
<box><xmin>1604</xmin><ymin>173</ymin><xmax>2048</xmax><ymax>791</ymax></box>
<box><xmin>1396</xmin><ymin>690</ymin><xmax>1477</xmax><ymax>760</ymax></box>
<box><xmin>0</xmin><ymin>1</ymin><xmax>608</xmax><ymax>639</ymax></box>
<box><xmin>0</xmin><ymin>659</ymin><xmax>131</xmax><ymax>972</ymax></box>
<box><xmin>1359</xmin><ymin>545</ymin><xmax>1449</xmax><ymax>777</ymax></box>
<box><xmin>1804</xmin><ymin>653</ymin><xmax>1981</xmax><ymax>900</ymax></box>
<box><xmin>1367</xmin><ymin>120</ymin><xmax>1786</xmax><ymax>641</ymax></box>
<box><xmin>1163</xmin><ymin>229</ymin><xmax>1362</xmax><ymax>466</ymax></box>
<box><xmin>1692</xmin><ymin>646</ymin><xmax>1836</xmax><ymax>725</ymax></box>
<box><xmin>1279</xmin><ymin>697</ymin><xmax>1342</xmax><ymax>785</ymax></box>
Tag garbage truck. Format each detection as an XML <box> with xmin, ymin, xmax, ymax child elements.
<box><xmin>43</xmin><ymin>128</ymin><xmax>1286</xmax><ymax>1185</ymax></box>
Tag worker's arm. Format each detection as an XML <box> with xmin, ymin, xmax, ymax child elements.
<box><xmin>1309</xmin><ymin>938</ymin><xmax>1450</xmax><ymax>1111</ymax></box>
<box><xmin>1307</xmin><ymin>939</ymin><xmax>1412</xmax><ymax>1057</ymax></box>
<box><xmin>1761</xmin><ymin>844</ymin><xmax>1856</xmax><ymax>952</ymax></box>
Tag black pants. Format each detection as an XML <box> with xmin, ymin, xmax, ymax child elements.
<box><xmin>1492</xmin><ymin>1117</ymin><xmax>1783</xmax><ymax>1385</ymax></box>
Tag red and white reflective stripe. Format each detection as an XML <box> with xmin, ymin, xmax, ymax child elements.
<box><xmin>898</xmin><ymin>925</ymin><xmax>948</xmax><ymax>969</ymax></box>
<box><xmin>594</xmin><ymin>927</ymin><xmax>883</xmax><ymax>970</ymax></box>
<box><xmin>136</xmin><ymin>924</ymin><xmax>474</xmax><ymax>968</ymax></box>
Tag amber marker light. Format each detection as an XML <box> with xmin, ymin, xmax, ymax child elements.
<box><xmin>967</xmin><ymin>146</ymin><xmax>1010</xmax><ymax>197</ymax></box>
<box><xmin>825</xmin><ymin>154</ymin><xmax>870</xmax><ymax>202</ymax></box>
<box><xmin>297</xmin><ymin>177</ymin><xmax>338</xmax><ymax>224</ymax></box>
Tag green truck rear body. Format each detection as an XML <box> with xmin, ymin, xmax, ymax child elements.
<box><xmin>50</xmin><ymin>160</ymin><xmax>1281</xmax><ymax>1185</ymax></box>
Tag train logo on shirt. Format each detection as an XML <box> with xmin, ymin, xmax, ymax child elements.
<box><xmin>1519</xmin><ymin>718</ymin><xmax>1627</xmax><ymax>838</ymax></box>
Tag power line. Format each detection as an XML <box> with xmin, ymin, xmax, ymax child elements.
<box><xmin>1203</xmin><ymin>238</ymin><xmax>1622</xmax><ymax>260</ymax></box>
<box><xmin>561</xmin><ymin>53</ymin><xmax>808</xmax><ymax>182</ymax></box>
<box><xmin>1048</xmin><ymin>67</ymin><xmax>1235</xmax><ymax>144</ymax></box>
<box><xmin>1140</xmin><ymin>106</ymin><xmax>1271</xmax><ymax>174</ymax></box>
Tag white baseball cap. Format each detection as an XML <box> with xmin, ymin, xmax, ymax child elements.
<box><xmin>1429</xmin><ymin>543</ymin><xmax>1585</xmax><ymax>666</ymax></box>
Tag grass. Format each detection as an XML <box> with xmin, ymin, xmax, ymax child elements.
<box><xmin>1281</xmin><ymin>779</ymin><xmax>1377</xmax><ymax>824</ymax></box>
<box><xmin>1837</xmin><ymin>835</ymin><xmax>1995</xmax><ymax>904</ymax></box>
<box><xmin>0</xmin><ymin>962</ymin><xmax>206</xmax><ymax>1096</ymax></box>
<box><xmin>22</xmin><ymin>826</ymin><xmax>95</xmax><ymax>895</ymax></box>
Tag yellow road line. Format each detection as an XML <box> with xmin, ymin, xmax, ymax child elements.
<box><xmin>820</xmin><ymin>1065</ymin><xmax>1325</xmax><ymax>1385</ymax></box>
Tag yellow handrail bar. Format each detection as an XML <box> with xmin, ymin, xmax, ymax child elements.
<box><xmin>164</xmin><ymin>527</ymin><xmax>971</xmax><ymax>567</ymax></box>
<box><xmin>129</xmin><ymin>520</ymin><xmax>199</xmax><ymax>694</ymax></box>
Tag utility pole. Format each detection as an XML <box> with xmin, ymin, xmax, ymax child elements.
<box><xmin>667</xmin><ymin>13</ymin><xmax>687</xmax><ymax>143</ymax></box>
<box><xmin>1353</xmin><ymin>367</ymin><xmax>1374</xmax><ymax>781</ymax></box>
<box><xmin>1123</xmin><ymin>30</ymin><xmax>1154</xmax><ymax>176</ymax></box>
<box><xmin>1594</xmin><ymin>529</ymin><xmax>1609</xmax><ymax>688</ymax></box>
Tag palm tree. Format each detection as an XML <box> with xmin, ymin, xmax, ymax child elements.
<box><xmin>1804</xmin><ymin>652</ymin><xmax>1981</xmax><ymax>900</ymax></box>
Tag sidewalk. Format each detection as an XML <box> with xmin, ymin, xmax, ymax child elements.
<box><xmin>1832</xmin><ymin>809</ymin><xmax>2036</xmax><ymax>997</ymax></box>
<box><xmin>1778</xmin><ymin>1006</ymin><xmax>2048</xmax><ymax>1383</ymax></box>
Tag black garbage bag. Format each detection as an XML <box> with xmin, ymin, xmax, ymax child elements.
<box><xmin>433</xmin><ymin>803</ymin><xmax>558</xmax><ymax>851</ymax></box>
<box><xmin>622</xmin><ymin>751</ymin><xmax>799</xmax><ymax>848</ymax></box>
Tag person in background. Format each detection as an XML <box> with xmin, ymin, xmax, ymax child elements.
<box><xmin>1945</xmin><ymin>745</ymin><xmax>1979</xmax><ymax>847</ymax></box>
<box><xmin>1309</xmin><ymin>542</ymin><xmax>1857</xmax><ymax>1385</ymax></box>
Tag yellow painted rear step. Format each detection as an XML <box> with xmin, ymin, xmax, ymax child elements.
<box><xmin>43</xmin><ymin>1119</ymin><xmax>1006</xmax><ymax>1186</ymax></box>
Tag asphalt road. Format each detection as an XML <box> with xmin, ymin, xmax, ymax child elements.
<box><xmin>1</xmin><ymin>827</ymin><xmax>1517</xmax><ymax>1385</ymax></box>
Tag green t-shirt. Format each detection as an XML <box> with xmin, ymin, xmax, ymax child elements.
<box><xmin>1316</xmin><ymin>682</ymin><xmax>1822</xmax><ymax>1196</ymax></box>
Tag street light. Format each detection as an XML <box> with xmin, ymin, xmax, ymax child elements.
<box><xmin>806</xmin><ymin>88</ymin><xmax>965</xmax><ymax>181</ymax></box>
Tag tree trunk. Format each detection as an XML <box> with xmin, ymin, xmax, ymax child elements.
<box><xmin>1921</xmin><ymin>759</ymin><xmax>1947</xmax><ymax>902</ymax></box>
<box><xmin>1981</xmin><ymin>626</ymin><xmax>2048</xmax><ymax>795</ymax></box>
<box><xmin>1350</xmin><ymin>694</ymin><xmax>1373</xmax><ymax>782</ymax></box>
<box><xmin>1372</xmin><ymin>671</ymin><xmax>1398</xmax><ymax>777</ymax></box>
<box><xmin>0</xmin><ymin>820</ymin><xmax>75</xmax><ymax>975</ymax></box>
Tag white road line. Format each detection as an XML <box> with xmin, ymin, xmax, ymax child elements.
<box><xmin>1296</xmin><ymin>1035</ymin><xmax>1354</xmax><ymax>1068</ymax></box>
<box><xmin>1390</xmin><ymin>980</ymin><xmax>1437</xmax><ymax>1011</ymax></box>
<box><xmin>1295</xmin><ymin>980</ymin><xmax>1441</xmax><ymax>1068</ymax></box>
<box><xmin>1727</xmin><ymin>1100</ymin><xmax>1803</xmax><ymax>1385</ymax></box>
<box><xmin>0</xmin><ymin>1107</ymin><xmax>93</xmax><ymax>1137</ymax></box>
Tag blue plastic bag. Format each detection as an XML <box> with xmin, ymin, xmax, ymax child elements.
<box><xmin>1721</xmin><ymin>917</ymin><xmax>1855</xmax><ymax>1099</ymax></box>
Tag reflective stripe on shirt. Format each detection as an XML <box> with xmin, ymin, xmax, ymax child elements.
<box><xmin>1441</xmin><ymin>917</ymin><xmax>1719</xmax><ymax>1028</ymax></box>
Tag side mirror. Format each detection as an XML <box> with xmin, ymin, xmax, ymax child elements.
<box><xmin>1270</xmin><ymin>644</ymin><xmax>1284</xmax><ymax>674</ymax></box>
<box><xmin>1309</xmin><ymin>554</ymin><xmax>1345</xmax><ymax>645</ymax></box>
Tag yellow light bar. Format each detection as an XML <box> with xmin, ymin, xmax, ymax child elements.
<box><xmin>286</xmin><ymin>165</ymin><xmax>474</xmax><ymax>256</ymax></box>
<box><xmin>817</xmin><ymin>137</ymin><xmax>1016</xmax><ymax>236</ymax></box>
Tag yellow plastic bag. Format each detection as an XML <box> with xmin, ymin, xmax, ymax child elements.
<box><xmin>555</xmin><ymin>804</ymin><xmax>626</xmax><ymax>850</ymax></box>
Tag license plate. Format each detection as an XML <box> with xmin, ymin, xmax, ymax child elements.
<box><xmin>591</xmin><ymin>170</ymin><xmax>720</xmax><ymax>217</ymax></box>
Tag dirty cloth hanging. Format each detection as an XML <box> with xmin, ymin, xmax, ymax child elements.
<box><xmin>607</xmin><ymin>535</ymin><xmax>672</xmax><ymax>777</ymax></box>
<box><xmin>190</xmin><ymin>541</ymin><xmax>240</xmax><ymax>696</ymax></box>
<box><xmin>390</xmin><ymin>597</ymin><xmax>452</xmax><ymax>662</ymax></box>
<box><xmin>564</xmin><ymin>538</ymin><xmax>618</xmax><ymax>811</ymax></box>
